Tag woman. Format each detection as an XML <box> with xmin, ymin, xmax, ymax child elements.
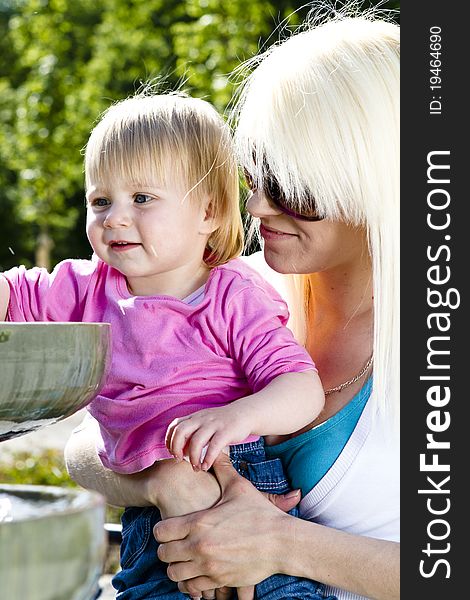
<box><xmin>65</xmin><ymin>10</ymin><xmax>400</xmax><ymax>600</ymax></box>
<box><xmin>153</xmin><ymin>12</ymin><xmax>400</xmax><ymax>599</ymax></box>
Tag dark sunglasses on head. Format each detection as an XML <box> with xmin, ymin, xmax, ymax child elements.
<box><xmin>243</xmin><ymin>169</ymin><xmax>324</xmax><ymax>222</ymax></box>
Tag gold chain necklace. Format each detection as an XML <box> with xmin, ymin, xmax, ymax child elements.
<box><xmin>324</xmin><ymin>355</ymin><xmax>373</xmax><ymax>396</ymax></box>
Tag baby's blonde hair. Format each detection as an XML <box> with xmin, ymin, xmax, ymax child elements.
<box><xmin>233</xmin><ymin>14</ymin><xmax>400</xmax><ymax>423</ymax></box>
<box><xmin>85</xmin><ymin>93</ymin><xmax>243</xmax><ymax>267</ymax></box>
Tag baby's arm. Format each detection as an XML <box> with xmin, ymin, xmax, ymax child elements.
<box><xmin>0</xmin><ymin>275</ymin><xmax>10</xmax><ymax>320</ymax></box>
<box><xmin>167</xmin><ymin>369</ymin><xmax>324</xmax><ymax>471</ymax></box>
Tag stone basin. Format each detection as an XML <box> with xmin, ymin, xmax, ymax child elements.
<box><xmin>0</xmin><ymin>322</ymin><xmax>112</xmax><ymax>599</ymax></box>
<box><xmin>0</xmin><ymin>322</ymin><xmax>110</xmax><ymax>441</ymax></box>
<box><xmin>0</xmin><ymin>484</ymin><xmax>106</xmax><ymax>600</ymax></box>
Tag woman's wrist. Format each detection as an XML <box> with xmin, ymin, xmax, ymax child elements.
<box><xmin>273</xmin><ymin>511</ymin><xmax>304</xmax><ymax>576</ymax></box>
<box><xmin>275</xmin><ymin>515</ymin><xmax>400</xmax><ymax>600</ymax></box>
<box><xmin>277</xmin><ymin>516</ymin><xmax>342</xmax><ymax>582</ymax></box>
<box><xmin>246</xmin><ymin>506</ymin><xmax>300</xmax><ymax>577</ymax></box>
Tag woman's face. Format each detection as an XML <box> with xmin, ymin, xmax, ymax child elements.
<box><xmin>246</xmin><ymin>189</ymin><xmax>368</xmax><ymax>275</ymax></box>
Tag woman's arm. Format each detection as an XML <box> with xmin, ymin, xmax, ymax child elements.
<box><xmin>155</xmin><ymin>453</ymin><xmax>400</xmax><ymax>600</ymax></box>
<box><xmin>287</xmin><ymin>517</ymin><xmax>399</xmax><ymax>600</ymax></box>
<box><xmin>64</xmin><ymin>417</ymin><xmax>155</xmax><ymax>507</ymax></box>
<box><xmin>64</xmin><ymin>416</ymin><xmax>222</xmax><ymax>518</ymax></box>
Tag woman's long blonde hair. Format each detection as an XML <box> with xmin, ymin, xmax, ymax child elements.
<box><xmin>233</xmin><ymin>11</ymin><xmax>400</xmax><ymax>423</ymax></box>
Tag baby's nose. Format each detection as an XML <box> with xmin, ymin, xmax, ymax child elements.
<box><xmin>103</xmin><ymin>205</ymin><xmax>132</xmax><ymax>228</ymax></box>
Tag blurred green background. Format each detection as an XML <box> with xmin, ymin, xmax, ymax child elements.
<box><xmin>0</xmin><ymin>0</ymin><xmax>399</xmax><ymax>272</ymax></box>
<box><xmin>0</xmin><ymin>0</ymin><xmax>399</xmax><ymax>552</ymax></box>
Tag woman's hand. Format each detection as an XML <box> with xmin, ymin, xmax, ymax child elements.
<box><xmin>154</xmin><ymin>452</ymin><xmax>299</xmax><ymax>597</ymax></box>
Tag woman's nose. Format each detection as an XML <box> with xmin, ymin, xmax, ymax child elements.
<box><xmin>246</xmin><ymin>190</ymin><xmax>282</xmax><ymax>218</ymax></box>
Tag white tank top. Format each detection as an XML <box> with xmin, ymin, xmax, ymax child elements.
<box><xmin>300</xmin><ymin>400</ymin><xmax>400</xmax><ymax>600</ymax></box>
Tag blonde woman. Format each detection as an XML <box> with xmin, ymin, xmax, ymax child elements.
<box><xmin>155</xmin><ymin>13</ymin><xmax>400</xmax><ymax>600</ymax></box>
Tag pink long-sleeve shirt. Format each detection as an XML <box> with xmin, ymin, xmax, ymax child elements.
<box><xmin>5</xmin><ymin>257</ymin><xmax>315</xmax><ymax>473</ymax></box>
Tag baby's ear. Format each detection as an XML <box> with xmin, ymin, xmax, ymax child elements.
<box><xmin>199</xmin><ymin>198</ymin><xmax>220</xmax><ymax>235</ymax></box>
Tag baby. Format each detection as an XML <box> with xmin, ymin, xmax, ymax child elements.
<box><xmin>0</xmin><ymin>92</ymin><xmax>325</xmax><ymax>598</ymax></box>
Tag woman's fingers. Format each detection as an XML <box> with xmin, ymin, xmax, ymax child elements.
<box><xmin>168</xmin><ymin>560</ymin><xmax>202</xmax><ymax>583</ymax></box>
<box><xmin>210</xmin><ymin>451</ymin><xmax>244</xmax><ymax>492</ymax></box>
<box><xmin>215</xmin><ymin>587</ymin><xmax>234</xmax><ymax>599</ymax></box>
<box><xmin>154</xmin><ymin>515</ymin><xmax>191</xmax><ymax>544</ymax></box>
<box><xmin>177</xmin><ymin>578</ymin><xmax>222</xmax><ymax>596</ymax></box>
<box><xmin>156</xmin><ymin>539</ymin><xmax>192</xmax><ymax>564</ymax></box>
<box><xmin>236</xmin><ymin>585</ymin><xmax>255</xmax><ymax>600</ymax></box>
<box><xmin>263</xmin><ymin>489</ymin><xmax>301</xmax><ymax>513</ymax></box>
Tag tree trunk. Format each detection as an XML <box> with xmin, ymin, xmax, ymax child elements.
<box><xmin>35</xmin><ymin>231</ymin><xmax>54</xmax><ymax>270</ymax></box>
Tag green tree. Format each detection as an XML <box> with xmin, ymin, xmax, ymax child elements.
<box><xmin>0</xmin><ymin>0</ymin><xmax>399</xmax><ymax>269</ymax></box>
<box><xmin>0</xmin><ymin>0</ymin><xmax>187</xmax><ymax>268</ymax></box>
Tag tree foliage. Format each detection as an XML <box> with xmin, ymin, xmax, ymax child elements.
<box><xmin>0</xmin><ymin>0</ymin><xmax>399</xmax><ymax>270</ymax></box>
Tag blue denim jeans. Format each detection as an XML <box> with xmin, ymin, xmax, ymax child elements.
<box><xmin>112</xmin><ymin>439</ymin><xmax>336</xmax><ymax>599</ymax></box>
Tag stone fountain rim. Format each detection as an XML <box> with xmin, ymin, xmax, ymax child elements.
<box><xmin>0</xmin><ymin>483</ymin><xmax>105</xmax><ymax>524</ymax></box>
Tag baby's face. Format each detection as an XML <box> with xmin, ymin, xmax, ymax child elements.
<box><xmin>85</xmin><ymin>176</ymin><xmax>212</xmax><ymax>297</ymax></box>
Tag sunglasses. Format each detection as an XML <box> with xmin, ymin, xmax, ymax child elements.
<box><xmin>244</xmin><ymin>169</ymin><xmax>323</xmax><ymax>222</ymax></box>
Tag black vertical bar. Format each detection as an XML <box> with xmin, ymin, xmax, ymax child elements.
<box><xmin>401</xmin><ymin>1</ymin><xmax>468</xmax><ymax>597</ymax></box>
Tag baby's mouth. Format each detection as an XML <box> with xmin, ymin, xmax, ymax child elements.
<box><xmin>109</xmin><ymin>241</ymin><xmax>141</xmax><ymax>251</ymax></box>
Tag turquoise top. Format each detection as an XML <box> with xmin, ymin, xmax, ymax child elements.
<box><xmin>265</xmin><ymin>378</ymin><xmax>372</xmax><ymax>496</ymax></box>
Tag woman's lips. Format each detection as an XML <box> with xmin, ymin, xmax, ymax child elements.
<box><xmin>259</xmin><ymin>224</ymin><xmax>297</xmax><ymax>241</ymax></box>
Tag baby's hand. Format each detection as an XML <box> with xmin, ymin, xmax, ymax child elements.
<box><xmin>165</xmin><ymin>406</ymin><xmax>251</xmax><ymax>471</ymax></box>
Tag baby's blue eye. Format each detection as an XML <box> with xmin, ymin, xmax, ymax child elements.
<box><xmin>134</xmin><ymin>193</ymin><xmax>151</xmax><ymax>204</ymax></box>
<box><xmin>92</xmin><ymin>197</ymin><xmax>110</xmax><ymax>207</ymax></box>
